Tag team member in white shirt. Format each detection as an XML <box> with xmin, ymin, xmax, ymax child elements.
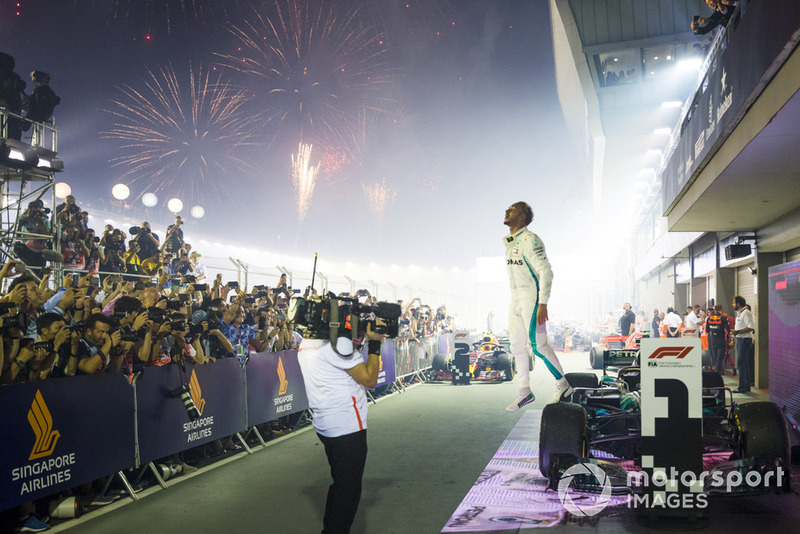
<box><xmin>503</xmin><ymin>202</ymin><xmax>571</xmax><ymax>411</ymax></box>
<box><xmin>663</xmin><ymin>307</ymin><xmax>683</xmax><ymax>337</ymax></box>
<box><xmin>683</xmin><ymin>305</ymin><xmax>702</xmax><ymax>337</ymax></box>
<box><xmin>732</xmin><ymin>295</ymin><xmax>755</xmax><ymax>393</ymax></box>
<box><xmin>298</xmin><ymin>319</ymin><xmax>384</xmax><ymax>534</ymax></box>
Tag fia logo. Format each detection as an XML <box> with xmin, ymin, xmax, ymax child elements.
<box><xmin>189</xmin><ymin>370</ymin><xmax>206</xmax><ymax>415</ymax></box>
<box><xmin>28</xmin><ymin>390</ymin><xmax>61</xmax><ymax>460</ymax></box>
<box><xmin>277</xmin><ymin>357</ymin><xmax>289</xmax><ymax>396</ymax></box>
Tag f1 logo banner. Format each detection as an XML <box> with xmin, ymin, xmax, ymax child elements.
<box><xmin>640</xmin><ymin>338</ymin><xmax>703</xmax><ymax>513</ymax></box>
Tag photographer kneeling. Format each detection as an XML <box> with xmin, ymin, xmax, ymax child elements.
<box><xmin>298</xmin><ymin>318</ymin><xmax>385</xmax><ymax>534</ymax></box>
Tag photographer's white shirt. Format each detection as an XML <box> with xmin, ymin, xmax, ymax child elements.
<box><xmin>298</xmin><ymin>338</ymin><xmax>368</xmax><ymax>438</ymax></box>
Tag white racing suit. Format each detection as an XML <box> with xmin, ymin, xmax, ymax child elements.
<box><xmin>505</xmin><ymin>228</ymin><xmax>565</xmax><ymax>389</ymax></box>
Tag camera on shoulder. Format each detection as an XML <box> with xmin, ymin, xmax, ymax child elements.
<box><xmin>289</xmin><ymin>292</ymin><xmax>401</xmax><ymax>343</ymax></box>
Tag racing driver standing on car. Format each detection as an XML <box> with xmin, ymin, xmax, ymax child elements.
<box><xmin>503</xmin><ymin>202</ymin><xmax>572</xmax><ymax>411</ymax></box>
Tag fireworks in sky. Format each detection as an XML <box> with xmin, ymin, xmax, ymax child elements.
<box><xmin>291</xmin><ymin>143</ymin><xmax>321</xmax><ymax>221</ymax></box>
<box><xmin>362</xmin><ymin>178</ymin><xmax>395</xmax><ymax>218</ymax></box>
<box><xmin>87</xmin><ymin>0</ymin><xmax>243</xmax><ymax>36</ymax></box>
<box><xmin>217</xmin><ymin>0</ymin><xmax>394</xmax><ymax>147</ymax></box>
<box><xmin>102</xmin><ymin>62</ymin><xmax>258</xmax><ymax>207</ymax></box>
<box><xmin>318</xmin><ymin>146</ymin><xmax>351</xmax><ymax>183</ymax></box>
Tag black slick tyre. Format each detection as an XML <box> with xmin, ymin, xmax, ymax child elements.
<box><xmin>734</xmin><ymin>401</ymin><xmax>790</xmax><ymax>470</ymax></box>
<box><xmin>539</xmin><ymin>402</ymin><xmax>587</xmax><ymax>479</ymax></box>
<box><xmin>495</xmin><ymin>352</ymin><xmax>515</xmax><ymax>381</ymax></box>
<box><xmin>589</xmin><ymin>346</ymin><xmax>604</xmax><ymax>369</ymax></box>
<box><xmin>432</xmin><ymin>354</ymin><xmax>449</xmax><ymax>373</ymax></box>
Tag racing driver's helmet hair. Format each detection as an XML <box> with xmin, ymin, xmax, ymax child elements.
<box><xmin>513</xmin><ymin>201</ymin><xmax>534</xmax><ymax>226</ymax></box>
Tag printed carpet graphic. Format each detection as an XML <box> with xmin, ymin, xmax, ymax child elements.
<box><xmin>441</xmin><ymin>410</ymin><xmax>632</xmax><ymax>532</ymax></box>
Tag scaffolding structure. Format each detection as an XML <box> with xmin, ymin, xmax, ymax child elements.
<box><xmin>0</xmin><ymin>106</ymin><xmax>61</xmax><ymax>278</ymax></box>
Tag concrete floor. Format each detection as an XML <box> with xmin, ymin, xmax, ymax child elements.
<box><xmin>48</xmin><ymin>350</ymin><xmax>797</xmax><ymax>534</ymax></box>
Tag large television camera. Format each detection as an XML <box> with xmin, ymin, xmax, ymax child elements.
<box><xmin>289</xmin><ymin>254</ymin><xmax>401</xmax><ymax>355</ymax></box>
<box><xmin>289</xmin><ymin>293</ymin><xmax>401</xmax><ymax>345</ymax></box>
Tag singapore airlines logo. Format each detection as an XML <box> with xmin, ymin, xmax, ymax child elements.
<box><xmin>277</xmin><ymin>357</ymin><xmax>289</xmax><ymax>395</ymax></box>
<box><xmin>189</xmin><ymin>370</ymin><xmax>206</xmax><ymax>415</ymax></box>
<box><xmin>28</xmin><ymin>390</ymin><xmax>61</xmax><ymax>461</ymax></box>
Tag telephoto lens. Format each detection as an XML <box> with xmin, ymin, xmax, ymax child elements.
<box><xmin>170</xmin><ymin>383</ymin><xmax>200</xmax><ymax>420</ymax></box>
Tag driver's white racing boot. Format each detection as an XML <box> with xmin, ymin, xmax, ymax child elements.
<box><xmin>547</xmin><ymin>379</ymin><xmax>574</xmax><ymax>405</ymax></box>
<box><xmin>506</xmin><ymin>388</ymin><xmax>535</xmax><ymax>412</ymax></box>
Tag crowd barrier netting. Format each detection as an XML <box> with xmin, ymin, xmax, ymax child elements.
<box><xmin>1</xmin><ymin>335</ymin><xmax>451</xmax><ymax>511</ymax></box>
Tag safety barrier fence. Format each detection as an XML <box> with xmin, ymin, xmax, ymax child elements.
<box><xmin>1</xmin><ymin>334</ymin><xmax>453</xmax><ymax>511</ymax></box>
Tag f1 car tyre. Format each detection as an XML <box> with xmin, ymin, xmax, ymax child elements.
<box><xmin>565</xmin><ymin>372</ymin><xmax>599</xmax><ymax>389</ymax></box>
<box><xmin>539</xmin><ymin>402</ymin><xmax>587</xmax><ymax>479</ymax></box>
<box><xmin>734</xmin><ymin>402</ymin><xmax>791</xmax><ymax>469</ymax></box>
<box><xmin>589</xmin><ymin>346</ymin><xmax>604</xmax><ymax>369</ymax></box>
<box><xmin>432</xmin><ymin>354</ymin><xmax>449</xmax><ymax>373</ymax></box>
<box><xmin>496</xmin><ymin>352</ymin><xmax>515</xmax><ymax>381</ymax></box>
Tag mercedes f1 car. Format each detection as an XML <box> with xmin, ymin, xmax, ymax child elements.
<box><xmin>538</xmin><ymin>368</ymin><xmax>791</xmax><ymax>497</ymax></box>
<box><xmin>431</xmin><ymin>333</ymin><xmax>516</xmax><ymax>382</ymax></box>
<box><xmin>588</xmin><ymin>332</ymin><xmax>643</xmax><ymax>369</ymax></box>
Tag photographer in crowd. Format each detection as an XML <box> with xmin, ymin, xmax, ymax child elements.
<box><xmin>111</xmin><ymin>296</ymin><xmax>154</xmax><ymax>377</ymax></box>
<box><xmin>130</xmin><ymin>221</ymin><xmax>160</xmax><ymax>261</ymax></box>
<box><xmin>153</xmin><ymin>311</ymin><xmax>206</xmax><ymax>366</ymax></box>
<box><xmin>99</xmin><ymin>226</ymin><xmax>126</xmax><ymax>276</ymax></box>
<box><xmin>163</xmin><ymin>215</ymin><xmax>185</xmax><ymax>253</ymax></box>
<box><xmin>6</xmin><ymin>312</ymin><xmax>69</xmax><ymax>382</ymax></box>
<box><xmin>298</xmin><ymin>310</ymin><xmax>385</xmax><ymax>534</ymax></box>
<box><xmin>74</xmin><ymin>313</ymin><xmax>121</xmax><ymax>375</ymax></box>
<box><xmin>55</xmin><ymin>194</ymin><xmax>82</xmax><ymax>228</ymax></box>
<box><xmin>267</xmin><ymin>308</ymin><xmax>302</xmax><ymax>352</ymax></box>
<box><xmin>61</xmin><ymin>223</ymin><xmax>89</xmax><ymax>271</ymax></box>
<box><xmin>221</xmin><ymin>291</ymin><xmax>271</xmax><ymax>360</ymax></box>
<box><xmin>14</xmin><ymin>198</ymin><xmax>51</xmax><ymax>272</ymax></box>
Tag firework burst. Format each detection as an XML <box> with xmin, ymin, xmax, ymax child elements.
<box><xmin>102</xmin><ymin>62</ymin><xmax>259</xmax><ymax>207</ymax></box>
<box><xmin>291</xmin><ymin>143</ymin><xmax>321</xmax><ymax>221</ymax></box>
<box><xmin>217</xmin><ymin>0</ymin><xmax>394</xmax><ymax>147</ymax></box>
<box><xmin>362</xmin><ymin>178</ymin><xmax>395</xmax><ymax>218</ymax></box>
<box><xmin>84</xmin><ymin>0</ymin><xmax>243</xmax><ymax>35</ymax></box>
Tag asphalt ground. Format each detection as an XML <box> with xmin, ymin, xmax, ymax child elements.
<box><xmin>46</xmin><ymin>349</ymin><xmax>797</xmax><ymax>534</ymax></box>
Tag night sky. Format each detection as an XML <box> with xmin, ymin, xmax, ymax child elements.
<box><xmin>2</xmin><ymin>0</ymin><xmax>586</xmax><ymax>270</ymax></box>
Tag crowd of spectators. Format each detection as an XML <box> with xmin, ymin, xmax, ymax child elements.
<box><xmin>0</xmin><ymin>262</ymin><xmax>308</xmax><ymax>386</ymax></box>
<box><xmin>397</xmin><ymin>297</ymin><xmax>453</xmax><ymax>342</ymax></box>
<box><xmin>3</xmin><ymin>195</ymin><xmax>457</xmax><ymax>384</ymax></box>
<box><xmin>15</xmin><ymin>194</ymin><xmax>205</xmax><ymax>284</ymax></box>
<box><xmin>1</xmin><ymin>196</ymin><xmax>457</xmax><ymax>531</ymax></box>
